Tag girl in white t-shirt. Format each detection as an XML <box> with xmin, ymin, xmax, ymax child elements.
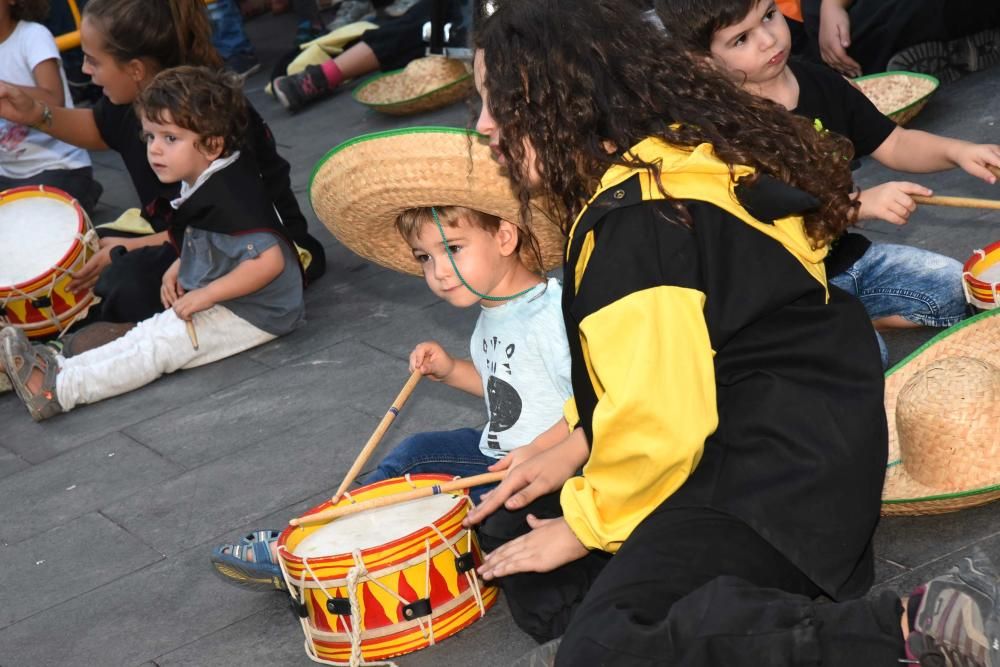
<box><xmin>0</xmin><ymin>0</ymin><xmax>101</xmax><ymax>214</ymax></box>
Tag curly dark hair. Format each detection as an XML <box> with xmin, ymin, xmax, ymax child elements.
<box><xmin>134</xmin><ymin>66</ymin><xmax>248</xmax><ymax>156</ymax></box>
<box><xmin>11</xmin><ymin>0</ymin><xmax>50</xmax><ymax>23</ymax></box>
<box><xmin>474</xmin><ymin>0</ymin><xmax>858</xmax><ymax>247</ymax></box>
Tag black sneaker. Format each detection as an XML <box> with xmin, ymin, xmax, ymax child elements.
<box><xmin>906</xmin><ymin>549</ymin><xmax>1000</xmax><ymax>667</ymax></box>
<box><xmin>225</xmin><ymin>51</ymin><xmax>262</xmax><ymax>80</ymax></box>
<box><xmin>273</xmin><ymin>65</ymin><xmax>333</xmax><ymax>113</ymax></box>
<box><xmin>887</xmin><ymin>28</ymin><xmax>1000</xmax><ymax>84</ymax></box>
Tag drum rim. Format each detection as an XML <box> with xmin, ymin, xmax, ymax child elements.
<box><xmin>278</xmin><ymin>473</ymin><xmax>470</xmax><ymax>567</ymax></box>
<box><xmin>0</xmin><ymin>186</ymin><xmax>87</xmax><ymax>291</ymax></box>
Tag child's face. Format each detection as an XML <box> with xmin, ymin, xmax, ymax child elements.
<box><xmin>409</xmin><ymin>216</ymin><xmax>513</xmax><ymax>308</ymax></box>
<box><xmin>709</xmin><ymin>0</ymin><xmax>791</xmax><ymax>87</ymax></box>
<box><xmin>141</xmin><ymin>111</ymin><xmax>221</xmax><ymax>187</ymax></box>
<box><xmin>80</xmin><ymin>16</ymin><xmax>154</xmax><ymax>104</ymax></box>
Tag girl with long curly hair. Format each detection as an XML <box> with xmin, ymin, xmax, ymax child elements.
<box><xmin>459</xmin><ymin>1</ymin><xmax>988</xmax><ymax>665</ymax></box>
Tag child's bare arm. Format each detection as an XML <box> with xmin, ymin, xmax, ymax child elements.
<box><xmin>22</xmin><ymin>60</ymin><xmax>66</xmax><ymax>108</ymax></box>
<box><xmin>873</xmin><ymin>127</ymin><xmax>1000</xmax><ymax>182</ymax></box>
<box><xmin>488</xmin><ymin>418</ymin><xmax>571</xmax><ymax>473</ymax></box>
<box><xmin>409</xmin><ymin>341</ymin><xmax>483</xmax><ymax>396</ymax></box>
<box><xmin>172</xmin><ymin>243</ymin><xmax>284</xmax><ymax>320</ymax></box>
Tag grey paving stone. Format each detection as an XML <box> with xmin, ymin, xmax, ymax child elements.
<box><xmin>103</xmin><ymin>403</ymin><xmax>392</xmax><ymax>556</ymax></box>
<box><xmin>872</xmin><ymin>556</ymin><xmax>907</xmax><ymax>586</ymax></box>
<box><xmin>0</xmin><ymin>353</ymin><xmax>270</xmax><ymax>464</ymax></box>
<box><xmin>0</xmin><ymin>444</ymin><xmax>29</xmax><ymax>482</ymax></box>
<box><xmin>0</xmin><ymin>543</ymin><xmax>274</xmax><ymax>667</ymax></box>
<box><xmin>0</xmin><ymin>433</ymin><xmax>182</xmax><ymax>547</ymax></box>
<box><xmin>872</xmin><ymin>532</ymin><xmax>1000</xmax><ymax>598</ymax></box>
<box><xmin>874</xmin><ymin>504</ymin><xmax>1000</xmax><ymax>571</ymax></box>
<box><xmin>124</xmin><ymin>340</ymin><xmax>479</xmax><ymax>469</ymax></box>
<box><xmin>0</xmin><ymin>512</ymin><xmax>162</xmax><ymax>628</ymax></box>
<box><xmin>364</xmin><ymin>299</ymin><xmax>489</xmax><ymax>363</ymax></box>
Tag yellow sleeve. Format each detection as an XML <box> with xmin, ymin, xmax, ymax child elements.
<box><xmin>563</xmin><ymin>396</ymin><xmax>580</xmax><ymax>431</ymax></box>
<box><xmin>560</xmin><ymin>285</ymin><xmax>718</xmax><ymax>552</ymax></box>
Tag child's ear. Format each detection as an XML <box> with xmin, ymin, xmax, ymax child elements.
<box><xmin>496</xmin><ymin>219</ymin><xmax>520</xmax><ymax>258</ymax></box>
<box><xmin>200</xmin><ymin>136</ymin><xmax>226</xmax><ymax>162</ymax></box>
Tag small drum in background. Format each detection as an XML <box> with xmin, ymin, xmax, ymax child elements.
<box><xmin>0</xmin><ymin>186</ymin><xmax>98</xmax><ymax>338</ymax></box>
<box><xmin>278</xmin><ymin>474</ymin><xmax>498</xmax><ymax>665</ymax></box>
<box><xmin>963</xmin><ymin>241</ymin><xmax>1000</xmax><ymax>310</ymax></box>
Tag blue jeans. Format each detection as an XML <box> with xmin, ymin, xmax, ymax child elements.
<box><xmin>207</xmin><ymin>0</ymin><xmax>254</xmax><ymax>59</ymax></box>
<box><xmin>363</xmin><ymin>428</ymin><xmax>499</xmax><ymax>504</ymax></box>
<box><xmin>829</xmin><ymin>242</ymin><xmax>968</xmax><ymax>367</ymax></box>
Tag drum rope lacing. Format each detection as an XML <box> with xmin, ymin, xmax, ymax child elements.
<box><xmin>0</xmin><ymin>227</ymin><xmax>100</xmax><ymax>337</ymax></box>
<box><xmin>276</xmin><ymin>485</ymin><xmax>488</xmax><ymax>667</ymax></box>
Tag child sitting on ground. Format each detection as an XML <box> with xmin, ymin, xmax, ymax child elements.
<box><xmin>658</xmin><ymin>0</ymin><xmax>1000</xmax><ymax>364</ymax></box>
<box><xmin>0</xmin><ymin>66</ymin><xmax>304</xmax><ymax>421</ymax></box>
<box><xmin>210</xmin><ymin>127</ymin><xmax>570</xmax><ymax>592</ymax></box>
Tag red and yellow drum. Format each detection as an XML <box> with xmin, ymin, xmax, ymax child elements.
<box><xmin>963</xmin><ymin>242</ymin><xmax>1000</xmax><ymax>310</ymax></box>
<box><xmin>277</xmin><ymin>474</ymin><xmax>498</xmax><ymax>665</ymax></box>
<box><xmin>0</xmin><ymin>186</ymin><xmax>98</xmax><ymax>337</ymax></box>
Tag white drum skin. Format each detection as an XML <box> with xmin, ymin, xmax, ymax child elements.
<box><xmin>0</xmin><ymin>196</ymin><xmax>81</xmax><ymax>286</ymax></box>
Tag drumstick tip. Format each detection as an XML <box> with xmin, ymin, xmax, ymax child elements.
<box><xmin>186</xmin><ymin>320</ymin><xmax>199</xmax><ymax>350</ymax></box>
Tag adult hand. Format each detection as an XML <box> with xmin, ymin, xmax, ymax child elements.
<box><xmin>409</xmin><ymin>341</ymin><xmax>455</xmax><ymax>381</ymax></box>
<box><xmin>160</xmin><ymin>259</ymin><xmax>184</xmax><ymax>308</ymax></box>
<box><xmin>464</xmin><ymin>429</ymin><xmax>589</xmax><ymax>527</ymax></box>
<box><xmin>857</xmin><ymin>182</ymin><xmax>931</xmax><ymax>225</ymax></box>
<box><xmin>950</xmin><ymin>143</ymin><xmax>1000</xmax><ymax>184</ymax></box>
<box><xmin>818</xmin><ymin>0</ymin><xmax>862</xmax><ymax>77</ymax></box>
<box><xmin>172</xmin><ymin>287</ymin><xmax>215</xmax><ymax>320</ymax></box>
<box><xmin>478</xmin><ymin>516</ymin><xmax>587</xmax><ymax>580</ymax></box>
<box><xmin>68</xmin><ymin>237</ymin><xmax>127</xmax><ymax>292</ymax></box>
<box><xmin>0</xmin><ymin>81</ymin><xmax>40</xmax><ymax>125</ymax></box>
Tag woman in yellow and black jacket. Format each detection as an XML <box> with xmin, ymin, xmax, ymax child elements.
<box><xmin>460</xmin><ymin>1</ymin><xmax>919</xmax><ymax>666</ymax></box>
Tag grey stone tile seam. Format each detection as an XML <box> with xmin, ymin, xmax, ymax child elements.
<box><xmin>872</xmin><ymin>531</ymin><xmax>1000</xmax><ymax>591</ymax></box>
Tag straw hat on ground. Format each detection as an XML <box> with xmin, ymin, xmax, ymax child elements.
<box><xmin>882</xmin><ymin>308</ymin><xmax>1000</xmax><ymax>516</ymax></box>
<box><xmin>308</xmin><ymin>126</ymin><xmax>565</xmax><ymax>276</ymax></box>
<box><xmin>352</xmin><ymin>56</ymin><xmax>473</xmax><ymax>116</ymax></box>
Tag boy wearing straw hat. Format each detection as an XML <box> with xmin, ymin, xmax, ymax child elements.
<box><xmin>210</xmin><ymin>126</ymin><xmax>571</xmax><ymax>591</ymax></box>
<box><xmin>659</xmin><ymin>0</ymin><xmax>1000</xmax><ymax>365</ymax></box>
<box><xmin>0</xmin><ymin>66</ymin><xmax>305</xmax><ymax>421</ymax></box>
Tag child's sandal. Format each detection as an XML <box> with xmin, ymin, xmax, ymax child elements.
<box><xmin>210</xmin><ymin>529</ymin><xmax>287</xmax><ymax>592</ymax></box>
<box><xmin>1</xmin><ymin>328</ymin><xmax>63</xmax><ymax>422</ymax></box>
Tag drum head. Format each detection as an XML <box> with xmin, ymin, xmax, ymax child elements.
<box><xmin>293</xmin><ymin>492</ymin><xmax>462</xmax><ymax>558</ymax></box>
<box><xmin>0</xmin><ymin>191</ymin><xmax>84</xmax><ymax>287</ymax></box>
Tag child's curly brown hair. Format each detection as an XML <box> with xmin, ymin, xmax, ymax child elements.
<box><xmin>134</xmin><ymin>66</ymin><xmax>248</xmax><ymax>157</ymax></box>
<box><xmin>11</xmin><ymin>0</ymin><xmax>50</xmax><ymax>23</ymax></box>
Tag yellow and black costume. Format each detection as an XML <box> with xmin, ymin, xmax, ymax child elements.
<box><xmin>479</xmin><ymin>139</ymin><xmax>894</xmax><ymax>665</ymax></box>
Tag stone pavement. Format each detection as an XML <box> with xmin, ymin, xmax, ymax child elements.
<box><xmin>1</xmin><ymin>10</ymin><xmax>999</xmax><ymax>666</ymax></box>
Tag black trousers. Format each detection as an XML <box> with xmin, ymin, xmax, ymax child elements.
<box><xmin>801</xmin><ymin>0</ymin><xmax>1000</xmax><ymax>73</ymax></box>
<box><xmin>479</xmin><ymin>499</ymin><xmax>905</xmax><ymax>666</ymax></box>
<box><xmin>362</xmin><ymin>0</ymin><xmax>465</xmax><ymax>70</ymax></box>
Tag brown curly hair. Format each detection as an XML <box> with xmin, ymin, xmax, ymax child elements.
<box><xmin>135</xmin><ymin>66</ymin><xmax>248</xmax><ymax>157</ymax></box>
<box><xmin>474</xmin><ymin>0</ymin><xmax>858</xmax><ymax>247</ymax></box>
<box><xmin>11</xmin><ymin>0</ymin><xmax>50</xmax><ymax>23</ymax></box>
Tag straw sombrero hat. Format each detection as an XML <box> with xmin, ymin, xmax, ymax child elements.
<box><xmin>352</xmin><ymin>56</ymin><xmax>473</xmax><ymax>116</ymax></box>
<box><xmin>308</xmin><ymin>126</ymin><xmax>565</xmax><ymax>276</ymax></box>
<box><xmin>882</xmin><ymin>308</ymin><xmax>1000</xmax><ymax>516</ymax></box>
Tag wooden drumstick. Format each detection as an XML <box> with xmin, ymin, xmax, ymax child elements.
<box><xmin>186</xmin><ymin>320</ymin><xmax>199</xmax><ymax>350</ymax></box>
<box><xmin>912</xmin><ymin>195</ymin><xmax>1000</xmax><ymax>211</ymax></box>
<box><xmin>988</xmin><ymin>165</ymin><xmax>1000</xmax><ymax>179</ymax></box>
<box><xmin>331</xmin><ymin>369</ymin><xmax>422</xmax><ymax>503</ymax></box>
<box><xmin>291</xmin><ymin>471</ymin><xmax>506</xmax><ymax>527</ymax></box>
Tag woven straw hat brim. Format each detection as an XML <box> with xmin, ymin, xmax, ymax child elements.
<box><xmin>308</xmin><ymin>127</ymin><xmax>565</xmax><ymax>276</ymax></box>
<box><xmin>882</xmin><ymin>308</ymin><xmax>1000</xmax><ymax>516</ymax></box>
<box><xmin>352</xmin><ymin>65</ymin><xmax>473</xmax><ymax>116</ymax></box>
